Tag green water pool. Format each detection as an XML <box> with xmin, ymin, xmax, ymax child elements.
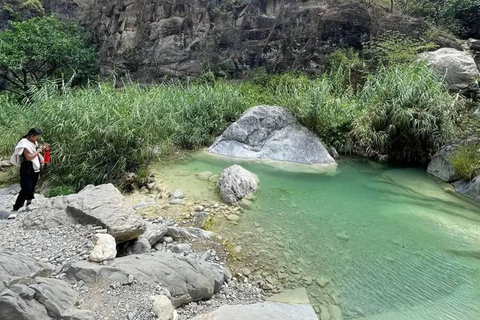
<box><xmin>154</xmin><ymin>153</ymin><xmax>480</xmax><ymax>320</ymax></box>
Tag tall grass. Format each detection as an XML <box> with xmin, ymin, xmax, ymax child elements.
<box><xmin>0</xmin><ymin>62</ymin><xmax>461</xmax><ymax>189</ymax></box>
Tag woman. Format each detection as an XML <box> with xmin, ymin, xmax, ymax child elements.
<box><xmin>9</xmin><ymin>128</ymin><xmax>48</xmax><ymax>218</ymax></box>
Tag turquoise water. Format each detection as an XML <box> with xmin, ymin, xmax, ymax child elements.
<box><xmin>155</xmin><ymin>153</ymin><xmax>480</xmax><ymax>319</ymax></box>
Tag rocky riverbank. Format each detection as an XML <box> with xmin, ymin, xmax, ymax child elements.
<box><xmin>0</xmin><ymin>183</ymin><xmax>268</xmax><ymax>320</ymax></box>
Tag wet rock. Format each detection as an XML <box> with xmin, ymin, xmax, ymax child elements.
<box><xmin>452</xmin><ymin>177</ymin><xmax>480</xmax><ymax>203</ymax></box>
<box><xmin>169</xmin><ymin>199</ymin><xmax>184</xmax><ymax>205</ymax></box>
<box><xmin>218</xmin><ymin>165</ymin><xmax>258</xmax><ymax>204</ymax></box>
<box><xmin>427</xmin><ymin>144</ymin><xmax>461</xmax><ymax>182</ymax></box>
<box><xmin>89</xmin><ymin>234</ymin><xmax>117</xmax><ymax>262</ymax></box>
<box><xmin>171</xmin><ymin>189</ymin><xmax>185</xmax><ymax>199</ymax></box>
<box><xmin>316</xmin><ymin>277</ymin><xmax>330</xmax><ymax>288</ymax></box>
<box><xmin>320</xmin><ymin>305</ymin><xmax>331</xmax><ymax>320</ymax></box>
<box><xmin>190</xmin><ymin>302</ymin><xmax>318</xmax><ymax>320</ymax></box>
<box><xmin>328</xmin><ymin>305</ymin><xmax>343</xmax><ymax>320</ymax></box>
<box><xmin>208</xmin><ymin>106</ymin><xmax>336</xmax><ymax>165</ymax></box>
<box><xmin>227</xmin><ymin>214</ymin><xmax>240</xmax><ymax>222</ymax></box>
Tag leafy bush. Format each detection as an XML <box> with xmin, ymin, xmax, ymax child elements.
<box><xmin>351</xmin><ymin>62</ymin><xmax>461</xmax><ymax>163</ymax></box>
<box><xmin>0</xmin><ymin>15</ymin><xmax>96</xmax><ymax>99</ymax></box>
<box><xmin>450</xmin><ymin>143</ymin><xmax>480</xmax><ymax>180</ymax></box>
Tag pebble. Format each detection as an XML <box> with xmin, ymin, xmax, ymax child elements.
<box><xmin>226</xmin><ymin>214</ymin><xmax>240</xmax><ymax>222</ymax></box>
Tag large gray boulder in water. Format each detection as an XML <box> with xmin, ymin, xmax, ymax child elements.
<box><xmin>422</xmin><ymin>48</ymin><xmax>479</xmax><ymax>95</ymax></box>
<box><xmin>218</xmin><ymin>165</ymin><xmax>258</xmax><ymax>204</ymax></box>
<box><xmin>208</xmin><ymin>106</ymin><xmax>336</xmax><ymax>165</ymax></box>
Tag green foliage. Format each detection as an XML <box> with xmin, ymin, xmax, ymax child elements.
<box><xmin>351</xmin><ymin>62</ymin><xmax>461</xmax><ymax>163</ymax></box>
<box><xmin>0</xmin><ymin>15</ymin><xmax>96</xmax><ymax>99</ymax></box>
<box><xmin>442</xmin><ymin>0</ymin><xmax>480</xmax><ymax>38</ymax></box>
<box><xmin>0</xmin><ymin>61</ymin><xmax>461</xmax><ymax>188</ymax></box>
<box><xmin>450</xmin><ymin>143</ymin><xmax>480</xmax><ymax>180</ymax></box>
<box><xmin>47</xmin><ymin>185</ymin><xmax>76</xmax><ymax>197</ymax></box>
<box><xmin>362</xmin><ymin>31</ymin><xmax>437</xmax><ymax>68</ymax></box>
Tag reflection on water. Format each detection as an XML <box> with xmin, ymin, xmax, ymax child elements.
<box><xmin>151</xmin><ymin>153</ymin><xmax>480</xmax><ymax>320</ymax></box>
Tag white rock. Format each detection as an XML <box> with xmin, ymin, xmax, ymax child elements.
<box><xmin>218</xmin><ymin>165</ymin><xmax>258</xmax><ymax>204</ymax></box>
<box><xmin>151</xmin><ymin>295</ymin><xmax>178</xmax><ymax>320</ymax></box>
<box><xmin>89</xmin><ymin>234</ymin><xmax>117</xmax><ymax>262</ymax></box>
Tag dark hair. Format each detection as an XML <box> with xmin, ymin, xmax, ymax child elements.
<box><xmin>22</xmin><ymin>128</ymin><xmax>42</xmax><ymax>140</ymax></box>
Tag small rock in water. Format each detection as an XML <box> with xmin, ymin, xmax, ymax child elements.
<box><xmin>328</xmin><ymin>305</ymin><xmax>343</xmax><ymax>320</ymax></box>
<box><xmin>320</xmin><ymin>305</ymin><xmax>331</xmax><ymax>320</ymax></box>
<box><xmin>316</xmin><ymin>276</ymin><xmax>330</xmax><ymax>288</ymax></box>
<box><xmin>335</xmin><ymin>232</ymin><xmax>350</xmax><ymax>241</ymax></box>
<box><xmin>171</xmin><ymin>189</ymin><xmax>185</xmax><ymax>199</ymax></box>
<box><xmin>227</xmin><ymin>214</ymin><xmax>240</xmax><ymax>222</ymax></box>
<box><xmin>169</xmin><ymin>199</ymin><xmax>184</xmax><ymax>205</ymax></box>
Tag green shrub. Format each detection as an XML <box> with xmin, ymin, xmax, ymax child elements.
<box><xmin>47</xmin><ymin>185</ymin><xmax>76</xmax><ymax>197</ymax></box>
<box><xmin>351</xmin><ymin>62</ymin><xmax>461</xmax><ymax>163</ymax></box>
<box><xmin>450</xmin><ymin>143</ymin><xmax>480</xmax><ymax>180</ymax></box>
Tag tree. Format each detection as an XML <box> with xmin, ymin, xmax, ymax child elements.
<box><xmin>0</xmin><ymin>15</ymin><xmax>96</xmax><ymax>98</ymax></box>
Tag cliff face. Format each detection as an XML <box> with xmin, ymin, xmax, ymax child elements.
<box><xmin>1</xmin><ymin>0</ymin><xmax>428</xmax><ymax>80</ymax></box>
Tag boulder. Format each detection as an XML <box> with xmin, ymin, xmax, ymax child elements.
<box><xmin>422</xmin><ymin>48</ymin><xmax>480</xmax><ymax>95</ymax></box>
<box><xmin>190</xmin><ymin>302</ymin><xmax>318</xmax><ymax>320</ymax></box>
<box><xmin>208</xmin><ymin>106</ymin><xmax>336</xmax><ymax>165</ymax></box>
<box><xmin>218</xmin><ymin>165</ymin><xmax>258</xmax><ymax>204</ymax></box>
<box><xmin>151</xmin><ymin>295</ymin><xmax>178</xmax><ymax>320</ymax></box>
<box><xmin>89</xmin><ymin>234</ymin><xmax>117</xmax><ymax>262</ymax></box>
<box><xmin>66</xmin><ymin>184</ymin><xmax>146</xmax><ymax>243</ymax></box>
<box><xmin>66</xmin><ymin>252</ymin><xmax>230</xmax><ymax>307</ymax></box>
<box><xmin>19</xmin><ymin>184</ymin><xmax>146</xmax><ymax>243</ymax></box>
<box><xmin>140</xmin><ymin>222</ymin><xmax>168</xmax><ymax>246</ymax></box>
<box><xmin>427</xmin><ymin>145</ymin><xmax>460</xmax><ymax>182</ymax></box>
<box><xmin>452</xmin><ymin>177</ymin><xmax>480</xmax><ymax>203</ymax></box>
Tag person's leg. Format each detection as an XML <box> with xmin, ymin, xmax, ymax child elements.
<box><xmin>13</xmin><ymin>173</ymin><xmax>33</xmax><ymax>211</ymax></box>
<box><xmin>26</xmin><ymin>172</ymin><xmax>39</xmax><ymax>206</ymax></box>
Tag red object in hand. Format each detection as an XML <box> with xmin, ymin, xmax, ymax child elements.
<box><xmin>44</xmin><ymin>146</ymin><xmax>51</xmax><ymax>164</ymax></box>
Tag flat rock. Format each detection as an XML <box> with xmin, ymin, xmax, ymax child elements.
<box><xmin>208</xmin><ymin>106</ymin><xmax>336</xmax><ymax>165</ymax></box>
<box><xmin>218</xmin><ymin>165</ymin><xmax>258</xmax><ymax>204</ymax></box>
<box><xmin>0</xmin><ymin>251</ymin><xmax>53</xmax><ymax>284</ymax></box>
<box><xmin>66</xmin><ymin>252</ymin><xmax>230</xmax><ymax>307</ymax></box>
<box><xmin>267</xmin><ymin>287</ymin><xmax>310</xmax><ymax>305</ymax></box>
<box><xmin>190</xmin><ymin>302</ymin><xmax>318</xmax><ymax>320</ymax></box>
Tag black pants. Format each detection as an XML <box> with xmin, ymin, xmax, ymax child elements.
<box><xmin>13</xmin><ymin>162</ymin><xmax>39</xmax><ymax>211</ymax></box>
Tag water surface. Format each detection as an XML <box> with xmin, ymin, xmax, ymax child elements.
<box><xmin>153</xmin><ymin>153</ymin><xmax>480</xmax><ymax>319</ymax></box>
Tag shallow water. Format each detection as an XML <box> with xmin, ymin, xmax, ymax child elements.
<box><xmin>152</xmin><ymin>153</ymin><xmax>480</xmax><ymax>320</ymax></box>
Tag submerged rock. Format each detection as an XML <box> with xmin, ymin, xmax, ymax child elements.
<box><xmin>218</xmin><ymin>165</ymin><xmax>258</xmax><ymax>204</ymax></box>
<box><xmin>208</xmin><ymin>106</ymin><xmax>336</xmax><ymax>165</ymax></box>
<box><xmin>190</xmin><ymin>302</ymin><xmax>318</xmax><ymax>320</ymax></box>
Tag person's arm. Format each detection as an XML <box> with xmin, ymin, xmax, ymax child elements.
<box><xmin>23</xmin><ymin>145</ymin><xmax>46</xmax><ymax>161</ymax></box>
